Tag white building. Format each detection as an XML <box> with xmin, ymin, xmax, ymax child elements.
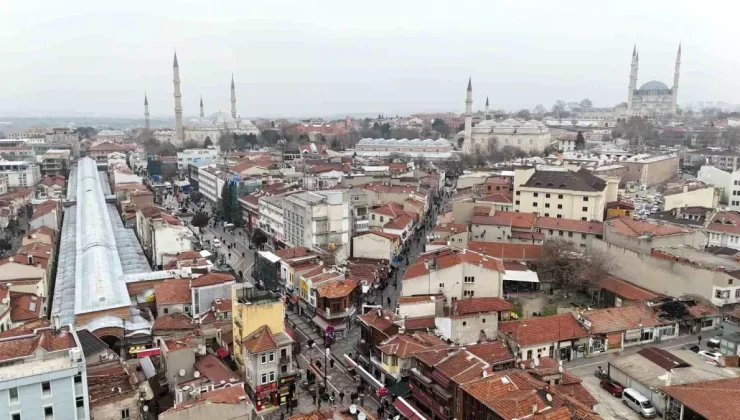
<box><xmin>177</xmin><ymin>148</ymin><xmax>220</xmax><ymax>172</ymax></box>
<box><xmin>514</xmin><ymin>167</ymin><xmax>617</xmax><ymax>222</ymax></box>
<box><xmin>0</xmin><ymin>160</ymin><xmax>40</xmax><ymax>188</ymax></box>
<box><xmin>198</xmin><ymin>166</ymin><xmax>228</xmax><ymax>205</ymax></box>
<box><xmin>705</xmin><ymin>211</ymin><xmax>740</xmax><ymax>251</ymax></box>
<box><xmin>258</xmin><ymin>195</ymin><xmax>286</xmax><ymax>246</ymax></box>
<box><xmin>151</xmin><ymin>219</ymin><xmax>194</xmax><ymax>269</ymax></box>
<box><xmin>345</xmin><ymin>138</ymin><xmax>455</xmax><ymax>160</ymax></box>
<box><xmin>697</xmin><ymin>165</ymin><xmax>732</xmax><ymax>204</ymax></box>
<box><xmin>0</xmin><ymin>324</ymin><xmax>90</xmax><ymax>420</ymax></box>
<box><xmin>96</xmin><ymin>129</ymin><xmax>129</xmax><ymax>143</ymax></box>
<box><xmin>283</xmin><ymin>190</ymin><xmax>351</xmax><ymax>263</ymax></box>
<box><xmin>401</xmin><ymin>249</ymin><xmax>504</xmax><ymax>301</ymax></box>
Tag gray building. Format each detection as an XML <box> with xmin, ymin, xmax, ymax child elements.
<box><xmin>685</xmin><ymin>149</ymin><xmax>740</xmax><ymax>172</ymax></box>
<box><xmin>0</xmin><ymin>324</ymin><xmax>90</xmax><ymax>420</ymax></box>
<box><xmin>282</xmin><ymin>190</ymin><xmax>350</xmax><ymax>264</ymax></box>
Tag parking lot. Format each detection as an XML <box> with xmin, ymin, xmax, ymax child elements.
<box><xmin>581</xmin><ymin>376</ymin><xmax>641</xmax><ymax>420</ymax></box>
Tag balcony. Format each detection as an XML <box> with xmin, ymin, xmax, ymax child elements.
<box><xmin>412</xmin><ymin>387</ymin><xmax>450</xmax><ymax>419</ymax></box>
<box><xmin>316</xmin><ymin>306</ymin><xmax>355</xmax><ymax>320</ymax></box>
<box><xmin>280</xmin><ymin>354</ymin><xmax>291</xmax><ymax>365</ymax></box>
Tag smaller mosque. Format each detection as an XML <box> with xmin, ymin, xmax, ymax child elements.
<box><xmin>457</xmin><ymin>79</ymin><xmax>552</xmax><ymax>154</ymax></box>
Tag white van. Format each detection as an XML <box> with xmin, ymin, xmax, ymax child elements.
<box><xmin>622</xmin><ymin>388</ymin><xmax>656</xmax><ymax>418</ymax></box>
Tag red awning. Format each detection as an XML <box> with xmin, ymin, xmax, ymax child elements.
<box><xmin>216</xmin><ymin>347</ymin><xmax>229</xmax><ymax>358</ymax></box>
<box><xmin>394</xmin><ymin>398</ymin><xmax>429</xmax><ymax>420</ymax></box>
<box><xmin>289</xmin><ymin>295</ymin><xmax>299</xmax><ymax>304</ymax></box>
<box><xmin>136</xmin><ymin>348</ymin><xmax>161</xmax><ymax>358</ymax></box>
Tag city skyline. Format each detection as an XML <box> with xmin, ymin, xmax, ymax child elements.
<box><xmin>2</xmin><ymin>0</ymin><xmax>738</xmax><ymax>118</ymax></box>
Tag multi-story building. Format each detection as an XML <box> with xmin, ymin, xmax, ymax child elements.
<box><xmin>0</xmin><ymin>323</ymin><xmax>90</xmax><ymax>420</ymax></box>
<box><xmin>687</xmin><ymin>148</ymin><xmax>740</xmax><ymax>172</ymax></box>
<box><xmin>177</xmin><ymin>148</ymin><xmax>220</xmax><ymax>172</ymax></box>
<box><xmin>259</xmin><ymin>195</ymin><xmax>286</xmax><ymax>247</ymax></box>
<box><xmin>0</xmin><ymin>160</ymin><xmax>40</xmax><ymax>188</ymax></box>
<box><xmin>705</xmin><ymin>211</ymin><xmax>740</xmax><ymax>251</ymax></box>
<box><xmin>620</xmin><ymin>154</ymin><xmax>680</xmax><ymax>186</ymax></box>
<box><xmin>40</xmin><ymin>149</ymin><xmax>71</xmax><ymax>176</ymax></box>
<box><xmin>283</xmin><ymin>190</ymin><xmax>351</xmax><ymax>264</ymax></box>
<box><xmin>232</xmin><ymin>282</ymin><xmax>297</xmax><ymax>413</ymax></box>
<box><xmin>0</xmin><ymin>147</ymin><xmax>37</xmax><ymax>163</ymax></box>
<box><xmin>514</xmin><ymin>167</ymin><xmax>617</xmax><ymax>222</ymax></box>
<box><xmin>87</xmin><ymin>141</ymin><xmax>125</xmax><ymax>163</ymax></box>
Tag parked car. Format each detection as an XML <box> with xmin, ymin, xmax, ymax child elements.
<box><xmin>213</xmin><ymin>239</ymin><xmax>222</xmax><ymax>248</ymax></box>
<box><xmin>707</xmin><ymin>338</ymin><xmax>721</xmax><ymax>350</ymax></box>
<box><xmin>622</xmin><ymin>388</ymin><xmax>657</xmax><ymax>418</ymax></box>
<box><xmin>600</xmin><ymin>379</ymin><xmax>624</xmax><ymax>397</ymax></box>
<box><xmin>698</xmin><ymin>350</ymin><xmax>722</xmax><ymax>362</ymax></box>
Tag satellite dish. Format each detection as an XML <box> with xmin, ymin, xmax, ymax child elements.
<box><xmin>350</xmin><ymin>405</ymin><xmax>357</xmax><ymax>414</ymax></box>
<box><xmin>179</xmin><ymin>369</ymin><xmax>186</xmax><ymax>377</ymax></box>
<box><xmin>546</xmin><ymin>393</ymin><xmax>553</xmax><ymax>402</ymax></box>
<box><xmin>194</xmin><ymin>371</ymin><xmax>201</xmax><ymax>378</ymax></box>
<box><xmin>358</xmin><ymin>412</ymin><xmax>367</xmax><ymax>420</ymax></box>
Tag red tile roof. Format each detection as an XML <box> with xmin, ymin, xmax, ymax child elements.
<box><xmin>194</xmin><ymin>353</ymin><xmax>239</xmax><ymax>383</ymax></box>
<box><xmin>9</xmin><ymin>292</ymin><xmax>42</xmax><ymax>322</ymax></box>
<box><xmin>706</xmin><ymin>211</ymin><xmax>740</xmax><ymax>235</ymax></box>
<box><xmin>479</xmin><ymin>193</ymin><xmax>513</xmax><ymax>203</ymax></box>
<box><xmin>155</xmin><ymin>278</ymin><xmax>191</xmax><ymax>305</ymax></box>
<box><xmin>661</xmin><ymin>377</ymin><xmax>740</xmax><ymax>420</ymax></box>
<box><xmin>384</xmin><ymin>214</ymin><xmax>414</xmax><ymax>230</ymax></box>
<box><xmin>435</xmin><ymin>350</ymin><xmax>490</xmax><ymax>385</ymax></box>
<box><xmin>607</xmin><ymin>216</ymin><xmax>690</xmax><ymax>238</ymax></box>
<box><xmin>362</xmin><ymin>229</ymin><xmax>400</xmax><ymax>241</ymax></box>
<box><xmin>489</xmin><ymin>211</ymin><xmax>536</xmax><ymax>230</ymax></box>
<box><xmin>599</xmin><ymin>275</ymin><xmax>659</xmax><ymax>301</ymax></box>
<box><xmin>164</xmin><ymin>385</ymin><xmax>249</xmax><ymax>413</ymax></box>
<box><xmin>212</xmin><ymin>298</ymin><xmax>232</xmax><ymax>313</ymax></box>
<box><xmin>378</xmin><ymin>333</ymin><xmax>448</xmax><ymax>359</ymax></box>
<box><xmin>315</xmin><ymin>279</ymin><xmax>358</xmax><ymax>299</ymax></box>
<box><xmin>450</xmin><ymin>297</ymin><xmax>512</xmax><ymax>316</ymax></box>
<box><xmin>473</xmin><ymin>206</ymin><xmax>494</xmax><ymax>216</ymax></box>
<box><xmin>153</xmin><ymin>313</ymin><xmax>196</xmax><ymax>332</ymax></box>
<box><xmin>358</xmin><ymin>309</ymin><xmax>400</xmax><ymax>334</ymax></box>
<box><xmin>397</xmin><ymin>295</ymin><xmax>445</xmax><ymax>304</ymax></box>
<box><xmin>498</xmin><ymin>313</ymin><xmax>588</xmax><ymax>346</ymax></box>
<box><xmin>404</xmin><ymin>316</ymin><xmax>436</xmax><ymax>330</ymax></box>
<box><xmin>461</xmin><ymin>372</ymin><xmax>548</xmax><ymax>419</ymax></box>
<box><xmin>274</xmin><ymin>247</ymin><xmax>312</xmax><ymax>259</ymax></box>
<box><xmin>535</xmin><ymin>217</ymin><xmax>603</xmax><ymax>234</ymax></box>
<box><xmin>466</xmin><ymin>341</ymin><xmax>515</xmax><ymax>365</ymax></box>
<box><xmin>38</xmin><ymin>175</ymin><xmax>66</xmax><ymax>187</ymax></box>
<box><xmin>433</xmin><ymin>223</ymin><xmax>467</xmax><ymax>234</ymax></box>
<box><xmin>30</xmin><ymin>200</ymin><xmax>58</xmax><ymax>220</ymax></box>
<box><xmin>243</xmin><ymin>325</ymin><xmax>278</xmax><ymax>353</ymax></box>
<box><xmin>467</xmin><ymin>241</ymin><xmax>542</xmax><ymax>261</ymax></box>
<box><xmin>403</xmin><ymin>249</ymin><xmax>504</xmax><ymax>280</ymax></box>
<box><xmin>0</xmin><ymin>327</ymin><xmax>77</xmax><ymax>362</ymax></box>
<box><xmin>90</xmin><ymin>141</ymin><xmax>125</xmax><ymax>151</ymax></box>
<box><xmin>191</xmin><ymin>272</ymin><xmax>235</xmax><ymax>288</ymax></box>
<box><xmin>581</xmin><ymin>305</ymin><xmax>666</xmax><ymax>334</ymax></box>
<box><xmin>606</xmin><ymin>200</ymin><xmax>634</xmax><ymax>210</ymax></box>
<box><xmin>0</xmin><ymin>318</ymin><xmax>50</xmax><ymax>338</ymax></box>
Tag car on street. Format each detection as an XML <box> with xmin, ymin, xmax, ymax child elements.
<box><xmin>599</xmin><ymin>379</ymin><xmax>624</xmax><ymax>398</ymax></box>
<box><xmin>707</xmin><ymin>338</ymin><xmax>721</xmax><ymax>350</ymax></box>
<box><xmin>213</xmin><ymin>239</ymin><xmax>222</xmax><ymax>248</ymax></box>
<box><xmin>698</xmin><ymin>350</ymin><xmax>722</xmax><ymax>362</ymax></box>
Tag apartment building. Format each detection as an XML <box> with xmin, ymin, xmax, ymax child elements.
<box><xmin>40</xmin><ymin>150</ymin><xmax>71</xmax><ymax>176</ymax></box>
<box><xmin>687</xmin><ymin>148</ymin><xmax>740</xmax><ymax>172</ymax></box>
<box><xmin>232</xmin><ymin>283</ymin><xmax>296</xmax><ymax>414</ymax></box>
<box><xmin>283</xmin><ymin>190</ymin><xmax>351</xmax><ymax>264</ymax></box>
<box><xmin>0</xmin><ymin>160</ymin><xmax>40</xmax><ymax>188</ymax></box>
<box><xmin>514</xmin><ymin>167</ymin><xmax>617</xmax><ymax>221</ymax></box>
<box><xmin>0</xmin><ymin>324</ymin><xmax>90</xmax><ymax>420</ymax></box>
<box><xmin>177</xmin><ymin>148</ymin><xmax>220</xmax><ymax>172</ymax></box>
<box><xmin>620</xmin><ymin>153</ymin><xmax>680</xmax><ymax>186</ymax></box>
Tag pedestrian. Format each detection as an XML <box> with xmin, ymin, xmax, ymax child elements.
<box><xmin>312</xmin><ymin>393</ymin><xmax>317</xmax><ymax>405</ymax></box>
<box><xmin>698</xmin><ymin>334</ymin><xmax>703</xmax><ymax>345</ymax></box>
<box><xmin>339</xmin><ymin>391</ymin><xmax>345</xmax><ymax>405</ymax></box>
<box><xmin>387</xmin><ymin>297</ymin><xmax>391</xmax><ymax>307</ymax></box>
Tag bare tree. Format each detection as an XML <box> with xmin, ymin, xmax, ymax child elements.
<box><xmin>535</xmin><ymin>240</ymin><xmax>581</xmax><ymax>287</ymax></box>
<box><xmin>579</xmin><ymin>98</ymin><xmax>593</xmax><ymax>110</ymax></box>
<box><xmin>533</xmin><ymin>104</ymin><xmax>547</xmax><ymax>116</ymax></box>
<box><xmin>579</xmin><ymin>249</ymin><xmax>617</xmax><ymax>303</ymax></box>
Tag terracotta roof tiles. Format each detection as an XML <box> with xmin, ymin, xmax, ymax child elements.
<box><xmin>154</xmin><ymin>278</ymin><xmax>191</xmax><ymax>305</ymax></box>
<box><xmin>607</xmin><ymin>216</ymin><xmax>690</xmax><ymax>238</ymax></box>
<box><xmin>535</xmin><ymin>217</ymin><xmax>603</xmax><ymax>234</ymax></box>
<box><xmin>498</xmin><ymin>313</ymin><xmax>588</xmax><ymax>346</ymax></box>
<box><xmin>451</xmin><ymin>297</ymin><xmax>512</xmax><ymax>316</ymax></box>
<box><xmin>243</xmin><ymin>325</ymin><xmax>278</xmax><ymax>354</ymax></box>
<box><xmin>315</xmin><ymin>279</ymin><xmax>358</xmax><ymax>299</ymax></box>
<box><xmin>191</xmin><ymin>272</ymin><xmax>235</xmax><ymax>288</ymax></box>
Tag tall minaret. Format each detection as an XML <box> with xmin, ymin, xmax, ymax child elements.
<box><xmin>463</xmin><ymin>77</ymin><xmax>473</xmax><ymax>153</ymax></box>
<box><xmin>173</xmin><ymin>51</ymin><xmax>184</xmax><ymax>143</ymax></box>
<box><xmin>200</xmin><ymin>95</ymin><xmax>205</xmax><ymax>118</ymax></box>
<box><xmin>484</xmin><ymin>96</ymin><xmax>490</xmax><ymax>120</ymax></box>
<box><xmin>144</xmin><ymin>93</ymin><xmax>150</xmax><ymax>133</ymax></box>
<box><xmin>230</xmin><ymin>74</ymin><xmax>237</xmax><ymax>120</ymax></box>
<box><xmin>672</xmin><ymin>43</ymin><xmax>681</xmax><ymax>113</ymax></box>
<box><xmin>627</xmin><ymin>45</ymin><xmax>638</xmax><ymax>111</ymax></box>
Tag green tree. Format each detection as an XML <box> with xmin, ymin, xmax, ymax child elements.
<box><xmin>203</xmin><ymin>136</ymin><xmax>213</xmax><ymax>147</ymax></box>
<box><xmin>219</xmin><ymin>132</ymin><xmax>234</xmax><ymax>151</ymax></box>
<box><xmin>260</xmin><ymin>130</ymin><xmax>281</xmax><ymax>145</ymax></box>
<box><xmin>331</xmin><ymin>139</ymin><xmax>341</xmax><ymax>149</ymax></box>
<box><xmin>516</xmin><ymin>109</ymin><xmax>532</xmax><ymax>120</ymax></box>
<box><xmin>191</xmin><ymin>211</ymin><xmax>209</xmax><ymax>228</ymax></box>
<box><xmin>190</xmin><ymin>191</ymin><xmax>203</xmax><ymax>203</ymax></box>
<box><xmin>431</xmin><ymin>119</ymin><xmax>450</xmax><ymax>138</ymax></box>
<box><xmin>251</xmin><ymin>229</ymin><xmax>269</xmax><ymax>249</ymax></box>
<box><xmin>219</xmin><ymin>182</ymin><xmax>235</xmax><ymax>223</ymax></box>
<box><xmin>575</xmin><ymin>131</ymin><xmax>586</xmax><ymax>150</ymax></box>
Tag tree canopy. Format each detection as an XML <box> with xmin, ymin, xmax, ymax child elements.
<box><xmin>575</xmin><ymin>131</ymin><xmax>586</xmax><ymax>150</ymax></box>
<box><xmin>203</xmin><ymin>136</ymin><xmax>213</xmax><ymax>147</ymax></box>
<box><xmin>431</xmin><ymin>119</ymin><xmax>451</xmax><ymax>138</ymax></box>
<box><xmin>191</xmin><ymin>211</ymin><xmax>209</xmax><ymax>228</ymax></box>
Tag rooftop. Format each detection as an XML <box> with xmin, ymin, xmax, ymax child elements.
<box><xmin>599</xmin><ymin>276</ymin><xmax>659</xmax><ymax>301</ymax></box>
<box><xmin>535</xmin><ymin>217</ymin><xmax>603</xmax><ymax>234</ymax></box>
<box><xmin>522</xmin><ymin>169</ymin><xmax>607</xmax><ymax>192</ymax></box>
<box><xmin>661</xmin><ymin>376</ymin><xmax>740</xmax><ymax>420</ymax></box>
<box><xmin>467</xmin><ymin>241</ymin><xmax>542</xmax><ymax>261</ymax></box>
<box><xmin>607</xmin><ymin>216</ymin><xmax>691</xmax><ymax>238</ymax></box>
<box><xmin>499</xmin><ymin>313</ymin><xmax>588</xmax><ymax>346</ymax></box>
<box><xmin>580</xmin><ymin>304</ymin><xmax>666</xmax><ymax>334</ymax></box>
<box><xmin>651</xmin><ymin>245</ymin><xmax>740</xmax><ymax>275</ymax></box>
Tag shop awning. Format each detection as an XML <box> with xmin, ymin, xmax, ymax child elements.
<box><xmin>344</xmin><ymin>354</ymin><xmax>383</xmax><ymax>390</ymax></box>
<box><xmin>394</xmin><ymin>397</ymin><xmax>430</xmax><ymax>420</ymax></box>
<box><xmin>388</xmin><ymin>380</ymin><xmax>410</xmax><ymax>397</ymax></box>
<box><xmin>216</xmin><ymin>347</ymin><xmax>229</xmax><ymax>358</ymax></box>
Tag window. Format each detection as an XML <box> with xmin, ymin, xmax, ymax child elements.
<box><xmin>44</xmin><ymin>406</ymin><xmax>53</xmax><ymax>419</ymax></box>
<box><xmin>261</xmin><ymin>353</ymin><xmax>267</xmax><ymax>364</ymax></box>
<box><xmin>583</xmin><ymin>197</ymin><xmax>589</xmax><ymax>202</ymax></box>
<box><xmin>558</xmin><ymin>231</ymin><xmax>564</xmax><ymax>236</ymax></box>
<box><xmin>12</xmin><ymin>414</ymin><xmax>20</xmax><ymax>420</ymax></box>
<box><xmin>736</xmin><ymin>289</ymin><xmax>740</xmax><ymax>298</ymax></box>
<box><xmin>464</xmin><ymin>276</ymin><xmax>475</xmax><ymax>283</ymax></box>
<box><xmin>76</xmin><ymin>397</ymin><xmax>84</xmax><ymax>409</ymax></box>
<box><xmin>544</xmin><ymin>203</ymin><xmax>550</xmax><ymax>208</ymax></box>
<box><xmin>544</xmin><ymin>213</ymin><xmax>550</xmax><ymax>217</ymax></box>
<box><xmin>261</xmin><ymin>373</ymin><xmax>268</xmax><ymax>384</ymax></box>
<box><xmin>269</xmin><ymin>371</ymin><xmax>276</xmax><ymax>382</ymax></box>
<box><xmin>557</xmin><ymin>204</ymin><xmax>562</xmax><ymax>209</ymax></box>
<box><xmin>641</xmin><ymin>330</ymin><xmax>654</xmax><ymax>341</ymax></box>
<box><xmin>463</xmin><ymin>290</ymin><xmax>474</xmax><ymax>297</ymax></box>
<box><xmin>371</xmin><ymin>214</ymin><xmax>375</xmax><ymax>220</ymax></box>
<box><xmin>581</xmin><ymin>217</ymin><xmax>587</xmax><ymax>221</ymax></box>
<box><xmin>9</xmin><ymin>387</ymin><xmax>18</xmax><ymax>404</ymax></box>
<box><xmin>526</xmin><ymin>350</ymin><xmax>532</xmax><ymax>359</ymax></box>
<box><xmin>515</xmin><ymin>200</ymin><xmax>520</xmax><ymax>205</ymax></box>
<box><xmin>545</xmin><ymin>193</ymin><xmax>550</xmax><ymax>198</ymax></box>
<box><xmin>533</xmin><ymin>193</ymin><xmax>538</xmax><ymax>197</ymax></box>
<box><xmin>74</xmin><ymin>374</ymin><xmax>82</xmax><ymax>384</ymax></box>
<box><xmin>380</xmin><ymin>216</ymin><xmax>384</xmax><ymax>222</ymax></box>
<box><xmin>582</xmin><ymin>207</ymin><xmax>588</xmax><ymax>212</ymax></box>
<box><xmin>269</xmin><ymin>352</ymin><xmax>275</xmax><ymax>362</ymax></box>
<box><xmin>462</xmin><ymin>321</ymin><xmax>467</xmax><ymax>326</ymax></box>
<box><xmin>439</xmin><ymin>283</ymin><xmax>444</xmax><ymax>288</ymax></box>
<box><xmin>558</xmin><ymin>194</ymin><xmax>563</xmax><ymax>199</ymax></box>
<box><xmin>482</xmin><ymin>318</ymin><xmax>486</xmax><ymax>323</ymax></box>
<box><xmin>516</xmin><ymin>191</ymin><xmax>520</xmax><ymax>196</ymax></box>
<box><xmin>581</xmin><ymin>233</ymin><xmax>587</xmax><ymax>239</ymax></box>
<box><xmin>557</xmin><ymin>214</ymin><xmax>563</xmax><ymax>219</ymax></box>
<box><xmin>533</xmin><ymin>202</ymin><xmax>538</xmax><ymax>207</ymax></box>
<box><xmin>184</xmin><ymin>306</ymin><xmax>190</xmax><ymax>313</ymax></box>
<box><xmin>41</xmin><ymin>381</ymin><xmax>51</xmax><ymax>398</ymax></box>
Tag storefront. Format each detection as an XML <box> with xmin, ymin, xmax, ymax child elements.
<box><xmin>278</xmin><ymin>372</ymin><xmax>301</xmax><ymax>408</ymax></box>
<box><xmin>250</xmin><ymin>382</ymin><xmax>280</xmax><ymax>413</ymax></box>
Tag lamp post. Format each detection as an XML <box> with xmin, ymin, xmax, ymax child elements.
<box><xmin>324</xmin><ymin>347</ymin><xmax>330</xmax><ymax>395</ymax></box>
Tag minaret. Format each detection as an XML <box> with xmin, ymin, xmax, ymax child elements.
<box><xmin>230</xmin><ymin>74</ymin><xmax>237</xmax><ymax>120</ymax></box>
<box><xmin>672</xmin><ymin>43</ymin><xmax>681</xmax><ymax>113</ymax></box>
<box><xmin>144</xmin><ymin>93</ymin><xmax>150</xmax><ymax>133</ymax></box>
<box><xmin>484</xmin><ymin>96</ymin><xmax>490</xmax><ymax>120</ymax></box>
<box><xmin>463</xmin><ymin>77</ymin><xmax>473</xmax><ymax>153</ymax></box>
<box><xmin>173</xmin><ymin>51</ymin><xmax>184</xmax><ymax>143</ymax></box>
<box><xmin>200</xmin><ymin>96</ymin><xmax>204</xmax><ymax>118</ymax></box>
<box><xmin>627</xmin><ymin>45</ymin><xmax>638</xmax><ymax>112</ymax></box>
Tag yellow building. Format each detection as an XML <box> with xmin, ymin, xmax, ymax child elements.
<box><xmin>605</xmin><ymin>200</ymin><xmax>634</xmax><ymax>219</ymax></box>
<box><xmin>231</xmin><ymin>282</ymin><xmax>286</xmax><ymax>368</ymax></box>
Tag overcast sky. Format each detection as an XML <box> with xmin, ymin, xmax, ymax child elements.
<box><xmin>1</xmin><ymin>0</ymin><xmax>736</xmax><ymax>118</ymax></box>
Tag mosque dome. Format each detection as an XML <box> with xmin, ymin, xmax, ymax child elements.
<box><xmin>211</xmin><ymin>111</ymin><xmax>236</xmax><ymax>124</ymax></box>
<box><xmin>639</xmin><ymin>80</ymin><xmax>670</xmax><ymax>92</ymax></box>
